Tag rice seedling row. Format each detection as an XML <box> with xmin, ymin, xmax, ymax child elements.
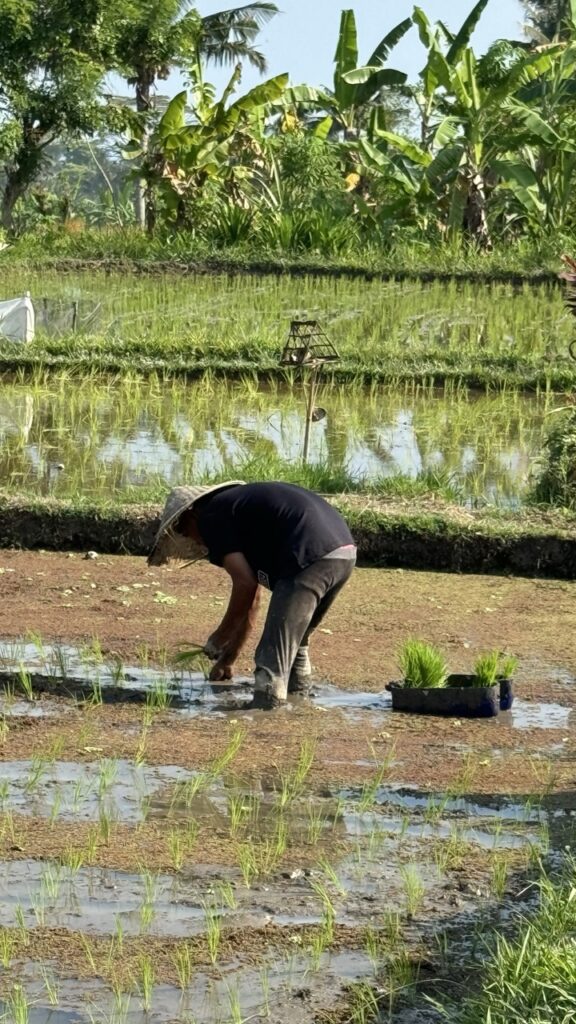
<box><xmin>0</xmin><ymin>270</ymin><xmax>573</xmax><ymax>390</ymax></box>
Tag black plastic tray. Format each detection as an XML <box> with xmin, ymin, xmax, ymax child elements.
<box><xmin>387</xmin><ymin>673</ymin><xmax>511</xmax><ymax>718</ymax></box>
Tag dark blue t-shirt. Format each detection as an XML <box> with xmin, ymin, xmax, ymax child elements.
<box><xmin>196</xmin><ymin>482</ymin><xmax>354</xmax><ymax>588</ymax></box>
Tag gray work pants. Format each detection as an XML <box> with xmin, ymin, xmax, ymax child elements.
<box><xmin>254</xmin><ymin>556</ymin><xmax>355</xmax><ymax>701</ymax></box>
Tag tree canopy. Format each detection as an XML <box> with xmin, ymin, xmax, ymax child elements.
<box><xmin>3</xmin><ymin>0</ymin><xmax>576</xmax><ymax>251</ymax></box>
<box><xmin>0</xmin><ymin>0</ymin><xmax>127</xmax><ymax>229</ymax></box>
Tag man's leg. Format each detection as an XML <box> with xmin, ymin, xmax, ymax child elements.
<box><xmin>252</xmin><ymin>558</ymin><xmax>354</xmax><ymax>708</ymax></box>
<box><xmin>289</xmin><ymin>568</ymin><xmax>353</xmax><ymax>693</ymax></box>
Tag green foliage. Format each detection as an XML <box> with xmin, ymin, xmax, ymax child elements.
<box><xmin>0</xmin><ymin>0</ymin><xmax>126</xmax><ymax>231</ymax></box>
<box><xmin>522</xmin><ymin>0</ymin><xmax>574</xmax><ymax>41</ymax></box>
<box><xmin>532</xmin><ymin>410</ymin><xmax>576</xmax><ymax>507</ymax></box>
<box><xmin>4</xmin><ymin>0</ymin><xmax>576</xmax><ymax>250</ymax></box>
<box><xmin>398</xmin><ymin>640</ymin><xmax>448</xmax><ymax>689</ymax></box>
<box><xmin>272</xmin><ymin>134</ymin><xmax>348</xmax><ymax>212</ymax></box>
<box><xmin>463</xmin><ymin>650</ymin><xmax>518</xmax><ymax>685</ymax></box>
<box><xmin>499</xmin><ymin>654</ymin><xmax>518</xmax><ymax>679</ymax></box>
<box><xmin>452</xmin><ymin>865</ymin><xmax>576</xmax><ymax>1023</ymax></box>
<box><xmin>326</xmin><ymin>9</ymin><xmax>411</xmax><ymax>133</ymax></box>
<box><xmin>130</xmin><ymin>73</ymin><xmax>289</xmax><ymax>225</ymax></box>
<box><xmin>378</xmin><ymin>6</ymin><xmax>572</xmax><ymax>246</ymax></box>
<box><xmin>5</xmin><ymin>139</ymin><xmax>135</xmax><ymax>234</ymax></box>
<box><xmin>198</xmin><ymin>3</ymin><xmax>278</xmax><ymax>74</ymax></box>
<box><xmin>113</xmin><ymin>0</ymin><xmax>201</xmax><ymax>90</ymax></box>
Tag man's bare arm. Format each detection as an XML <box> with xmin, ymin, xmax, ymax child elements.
<box><xmin>206</xmin><ymin>553</ymin><xmax>260</xmax><ymax>678</ymax></box>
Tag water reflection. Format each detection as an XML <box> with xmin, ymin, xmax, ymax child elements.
<box><xmin>0</xmin><ymin>377</ymin><xmax>549</xmax><ymax>504</ymax></box>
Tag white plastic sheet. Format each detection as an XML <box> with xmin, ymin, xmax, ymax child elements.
<box><xmin>0</xmin><ymin>294</ymin><xmax>35</xmax><ymax>343</ymax></box>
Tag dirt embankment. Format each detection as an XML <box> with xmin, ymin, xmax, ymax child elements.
<box><xmin>1</xmin><ymin>493</ymin><xmax>576</xmax><ymax>579</ymax></box>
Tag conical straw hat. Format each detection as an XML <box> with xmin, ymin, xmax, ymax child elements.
<box><xmin>147</xmin><ymin>481</ymin><xmax>245</xmax><ymax>566</ymax></box>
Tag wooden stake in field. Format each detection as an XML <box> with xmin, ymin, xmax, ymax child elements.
<box><xmin>279</xmin><ymin>320</ymin><xmax>339</xmax><ymax>464</ymax></box>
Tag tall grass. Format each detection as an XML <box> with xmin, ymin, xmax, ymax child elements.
<box><xmin>450</xmin><ymin>867</ymin><xmax>576</xmax><ymax>1024</ymax></box>
<box><xmin>1</xmin><ymin>224</ymin><xmax>572</xmax><ymax>276</ymax></box>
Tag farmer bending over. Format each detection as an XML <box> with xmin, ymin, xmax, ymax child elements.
<box><xmin>148</xmin><ymin>481</ymin><xmax>356</xmax><ymax>709</ymax></box>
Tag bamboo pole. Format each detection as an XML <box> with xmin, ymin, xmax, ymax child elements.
<box><xmin>302</xmin><ymin>365</ymin><xmax>320</xmax><ymax>464</ymax></box>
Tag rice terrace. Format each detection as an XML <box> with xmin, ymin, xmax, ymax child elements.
<box><xmin>3</xmin><ymin>0</ymin><xmax>576</xmax><ymax>1021</ymax></box>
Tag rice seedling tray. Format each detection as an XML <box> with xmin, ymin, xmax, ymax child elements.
<box><xmin>387</xmin><ymin>674</ymin><xmax>506</xmax><ymax>718</ymax></box>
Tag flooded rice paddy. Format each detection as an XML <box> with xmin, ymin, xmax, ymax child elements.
<box><xmin>0</xmin><ymin>633</ymin><xmax>572</xmax><ymax>1021</ymax></box>
<box><xmin>1</xmin><ymin>641</ymin><xmax>573</xmax><ymax>730</ymax></box>
<box><xmin>0</xmin><ymin>376</ymin><xmax>554</xmax><ymax>505</ymax></box>
<box><xmin>0</xmin><ymin>268</ymin><xmax>574</xmax><ymax>1018</ymax></box>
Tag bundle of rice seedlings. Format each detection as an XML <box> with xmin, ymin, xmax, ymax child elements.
<box><xmin>472</xmin><ymin>651</ymin><xmax>501</xmax><ymax>687</ymax></box>
<box><xmin>472</xmin><ymin>651</ymin><xmax>519</xmax><ymax>686</ymax></box>
<box><xmin>399</xmin><ymin>640</ymin><xmax>448</xmax><ymax>689</ymax></box>
<box><xmin>498</xmin><ymin>654</ymin><xmax>518</xmax><ymax>679</ymax></box>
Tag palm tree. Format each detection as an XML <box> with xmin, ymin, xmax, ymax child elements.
<box><xmin>200</xmin><ymin>2</ymin><xmax>277</xmax><ymax>72</ymax></box>
<box><xmin>114</xmin><ymin>1</ymin><xmax>278</xmax><ymax>225</ymax></box>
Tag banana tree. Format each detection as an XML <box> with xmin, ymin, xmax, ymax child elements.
<box><xmin>491</xmin><ymin>39</ymin><xmax>576</xmax><ymax>232</ymax></box>
<box><xmin>126</xmin><ymin>66</ymin><xmax>287</xmax><ymax>228</ymax></box>
<box><xmin>500</xmin><ymin>0</ymin><xmax>576</xmax><ymax>230</ymax></box>
<box><xmin>372</xmin><ymin>3</ymin><xmax>565</xmax><ymax>246</ymax></box>
<box><xmin>411</xmin><ymin>0</ymin><xmax>492</xmax><ymax>146</ymax></box>
<box><xmin>114</xmin><ymin>1</ymin><xmax>278</xmax><ymax>226</ymax></box>
<box><xmin>329</xmin><ymin>9</ymin><xmax>411</xmax><ymax>138</ymax></box>
<box><xmin>278</xmin><ymin>9</ymin><xmax>411</xmax><ymax>142</ymax></box>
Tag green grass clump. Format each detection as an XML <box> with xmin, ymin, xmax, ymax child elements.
<box><xmin>451</xmin><ymin>866</ymin><xmax>576</xmax><ymax>1024</ymax></box>
<box><xmin>398</xmin><ymin>640</ymin><xmax>448</xmax><ymax>689</ymax></box>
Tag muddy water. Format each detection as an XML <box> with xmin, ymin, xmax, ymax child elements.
<box><xmin>0</xmin><ymin>759</ymin><xmax>196</xmax><ymax>822</ymax></box>
<box><xmin>1</xmin><ymin>949</ymin><xmax>375</xmax><ymax>1024</ymax></box>
<box><xmin>0</xmin><ymin>849</ymin><xmax>441</xmax><ymax>937</ymax></box>
<box><xmin>2</xmin><ymin>643</ymin><xmax>574</xmax><ymax>736</ymax></box>
<box><xmin>503</xmin><ymin>699</ymin><xmax>573</xmax><ymax>730</ymax></box>
<box><xmin>0</xmin><ymin>752</ymin><xmax>545</xmax><ymax>859</ymax></box>
<box><xmin>0</xmin><ymin>643</ymin><xmax>571</xmax><ymax>1020</ymax></box>
<box><xmin>0</xmin><ymin>696</ymin><xmax>549</xmax><ymax>941</ymax></box>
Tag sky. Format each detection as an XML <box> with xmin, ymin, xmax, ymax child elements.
<box><xmin>199</xmin><ymin>0</ymin><xmax>526</xmax><ymax>93</ymax></box>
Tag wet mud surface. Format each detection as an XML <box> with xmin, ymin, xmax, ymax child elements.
<box><xmin>0</xmin><ymin>549</ymin><xmax>575</xmax><ymax>1021</ymax></box>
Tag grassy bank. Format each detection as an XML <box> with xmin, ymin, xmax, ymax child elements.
<box><xmin>1</xmin><ymin>349</ymin><xmax>575</xmax><ymax>391</ymax></box>
<box><xmin>2</xmin><ymin>492</ymin><xmax>575</xmax><ymax>579</ymax></box>
<box><xmin>0</xmin><ymin>228</ymin><xmax>570</xmax><ymax>281</ymax></box>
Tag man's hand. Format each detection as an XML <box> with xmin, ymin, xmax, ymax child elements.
<box><xmin>204</xmin><ymin>634</ymin><xmax>224</xmax><ymax>660</ymax></box>
<box><xmin>209</xmin><ymin>658</ymin><xmax>234</xmax><ymax>682</ymax></box>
